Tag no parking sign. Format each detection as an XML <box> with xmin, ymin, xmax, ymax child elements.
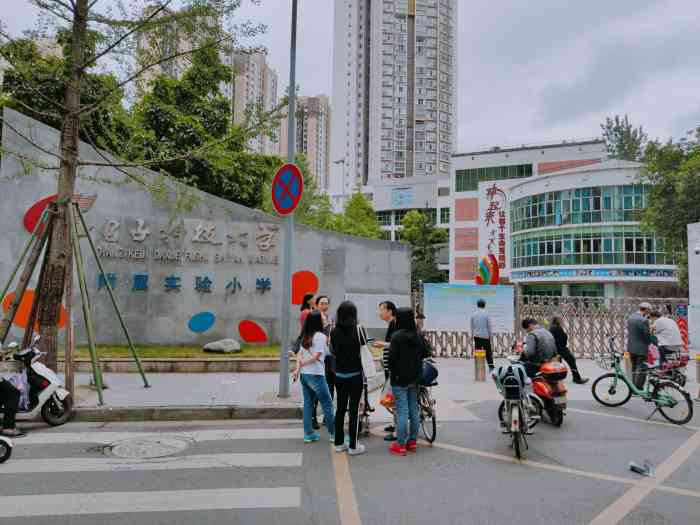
<box><xmin>271</xmin><ymin>163</ymin><xmax>303</xmax><ymax>216</ymax></box>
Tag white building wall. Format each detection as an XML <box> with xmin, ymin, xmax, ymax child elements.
<box><xmin>689</xmin><ymin>222</ymin><xmax>700</xmax><ymax>350</ymax></box>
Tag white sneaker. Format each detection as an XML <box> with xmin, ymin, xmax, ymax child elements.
<box><xmin>335</xmin><ymin>444</ymin><xmax>348</xmax><ymax>452</ymax></box>
<box><xmin>348</xmin><ymin>444</ymin><xmax>366</xmax><ymax>456</ymax></box>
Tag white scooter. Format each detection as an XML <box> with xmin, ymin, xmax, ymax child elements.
<box><xmin>1</xmin><ymin>335</ymin><xmax>73</xmax><ymax>428</ymax></box>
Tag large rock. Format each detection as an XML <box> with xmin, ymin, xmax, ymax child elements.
<box><xmin>203</xmin><ymin>339</ymin><xmax>242</xmax><ymax>354</ymax></box>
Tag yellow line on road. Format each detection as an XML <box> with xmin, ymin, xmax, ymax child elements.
<box><xmin>567</xmin><ymin>407</ymin><xmax>700</xmax><ymax>431</ymax></box>
<box><xmin>331</xmin><ymin>447</ymin><xmax>363</xmax><ymax>525</ymax></box>
<box><xmin>589</xmin><ymin>430</ymin><xmax>700</xmax><ymax>525</ymax></box>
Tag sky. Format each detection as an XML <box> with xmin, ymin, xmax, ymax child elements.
<box><xmin>4</xmin><ymin>0</ymin><xmax>700</xmax><ymax>152</ymax></box>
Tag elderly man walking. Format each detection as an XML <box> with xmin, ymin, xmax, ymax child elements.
<box><xmin>627</xmin><ymin>302</ymin><xmax>653</xmax><ymax>389</ymax></box>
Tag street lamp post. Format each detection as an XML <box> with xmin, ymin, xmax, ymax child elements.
<box><xmin>278</xmin><ymin>0</ymin><xmax>299</xmax><ymax>399</ymax></box>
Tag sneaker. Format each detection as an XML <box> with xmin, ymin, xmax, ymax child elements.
<box><xmin>406</xmin><ymin>440</ymin><xmax>417</xmax><ymax>453</ymax></box>
<box><xmin>383</xmin><ymin>434</ymin><xmax>397</xmax><ymax>442</ymax></box>
<box><xmin>389</xmin><ymin>442</ymin><xmax>407</xmax><ymax>456</ymax></box>
<box><xmin>329</xmin><ymin>433</ymin><xmax>335</xmax><ymax>443</ymax></box>
<box><xmin>383</xmin><ymin>425</ymin><xmax>395</xmax><ymax>432</ymax></box>
<box><xmin>348</xmin><ymin>444</ymin><xmax>366</xmax><ymax>456</ymax></box>
<box><xmin>303</xmin><ymin>432</ymin><xmax>321</xmax><ymax>443</ymax></box>
<box><xmin>335</xmin><ymin>444</ymin><xmax>348</xmax><ymax>452</ymax></box>
<box><xmin>573</xmin><ymin>377</ymin><xmax>590</xmax><ymax>385</ymax></box>
<box><xmin>1</xmin><ymin>428</ymin><xmax>25</xmax><ymax>438</ymax></box>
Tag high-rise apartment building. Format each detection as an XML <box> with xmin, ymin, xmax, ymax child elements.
<box><xmin>230</xmin><ymin>51</ymin><xmax>279</xmax><ymax>156</ymax></box>
<box><xmin>330</xmin><ymin>0</ymin><xmax>456</xmax><ymax>218</ymax></box>
<box><xmin>279</xmin><ymin>96</ymin><xmax>331</xmax><ymax>191</ymax></box>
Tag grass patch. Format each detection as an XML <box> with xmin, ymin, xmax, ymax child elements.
<box><xmin>58</xmin><ymin>344</ymin><xmax>281</xmax><ymax>360</ymax></box>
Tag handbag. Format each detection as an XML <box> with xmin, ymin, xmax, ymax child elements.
<box><xmin>358</xmin><ymin>325</ymin><xmax>378</xmax><ymax>379</ymax></box>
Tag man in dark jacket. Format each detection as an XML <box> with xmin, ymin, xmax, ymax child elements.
<box><xmin>627</xmin><ymin>302</ymin><xmax>653</xmax><ymax>389</ymax></box>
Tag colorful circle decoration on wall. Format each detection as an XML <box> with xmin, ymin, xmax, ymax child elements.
<box><xmin>475</xmin><ymin>254</ymin><xmax>500</xmax><ymax>285</ymax></box>
<box><xmin>1</xmin><ymin>290</ymin><xmax>66</xmax><ymax>330</ymax></box>
<box><xmin>188</xmin><ymin>312</ymin><xmax>216</xmax><ymax>333</ymax></box>
<box><xmin>238</xmin><ymin>320</ymin><xmax>268</xmax><ymax>344</ymax></box>
<box><xmin>291</xmin><ymin>270</ymin><xmax>319</xmax><ymax>305</ymax></box>
<box><xmin>22</xmin><ymin>194</ymin><xmax>97</xmax><ymax>234</ymax></box>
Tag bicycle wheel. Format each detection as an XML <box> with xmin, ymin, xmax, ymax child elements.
<box><xmin>653</xmin><ymin>381</ymin><xmax>694</xmax><ymax>425</ymax></box>
<box><xmin>420</xmin><ymin>388</ymin><xmax>437</xmax><ymax>443</ymax></box>
<box><xmin>592</xmin><ymin>373</ymin><xmax>632</xmax><ymax>407</ymax></box>
<box><xmin>512</xmin><ymin>432</ymin><xmax>523</xmax><ymax>460</ymax></box>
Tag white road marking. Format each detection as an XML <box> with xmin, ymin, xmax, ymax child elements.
<box><xmin>0</xmin><ymin>487</ymin><xmax>301</xmax><ymax>518</ymax></box>
<box><xmin>0</xmin><ymin>453</ymin><xmax>302</xmax><ymax>474</ymax></box>
<box><xmin>17</xmin><ymin>427</ymin><xmax>303</xmax><ymax>446</ymax></box>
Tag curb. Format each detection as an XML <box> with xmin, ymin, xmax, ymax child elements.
<box><xmin>72</xmin><ymin>405</ymin><xmax>302</xmax><ymax>422</ymax></box>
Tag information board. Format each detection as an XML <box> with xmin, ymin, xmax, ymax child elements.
<box><xmin>423</xmin><ymin>283</ymin><xmax>515</xmax><ymax>333</ymax></box>
<box><xmin>344</xmin><ymin>293</ymin><xmax>411</xmax><ymax>329</ymax></box>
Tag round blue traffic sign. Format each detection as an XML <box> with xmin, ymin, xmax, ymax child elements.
<box><xmin>271</xmin><ymin>163</ymin><xmax>304</xmax><ymax>216</ymax></box>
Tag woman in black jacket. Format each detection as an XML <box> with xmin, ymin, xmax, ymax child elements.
<box><xmin>330</xmin><ymin>301</ymin><xmax>366</xmax><ymax>456</ymax></box>
<box><xmin>549</xmin><ymin>315</ymin><xmax>588</xmax><ymax>384</ymax></box>
<box><xmin>387</xmin><ymin>307</ymin><xmax>423</xmax><ymax>456</ymax></box>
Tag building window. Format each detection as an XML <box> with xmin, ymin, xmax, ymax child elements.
<box><xmin>455</xmin><ymin>164</ymin><xmax>533</xmax><ymax>192</ymax></box>
<box><xmin>394</xmin><ymin>209</ymin><xmax>411</xmax><ymax>225</ymax></box>
<box><xmin>440</xmin><ymin>207</ymin><xmax>450</xmax><ymax>224</ymax></box>
<box><xmin>510</xmin><ymin>226</ymin><xmax>671</xmax><ymax>269</ymax></box>
<box><xmin>376</xmin><ymin>210</ymin><xmax>392</xmax><ymax>226</ymax></box>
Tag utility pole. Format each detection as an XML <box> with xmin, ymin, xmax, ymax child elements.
<box><xmin>278</xmin><ymin>0</ymin><xmax>299</xmax><ymax>398</ymax></box>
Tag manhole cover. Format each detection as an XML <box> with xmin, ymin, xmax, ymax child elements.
<box><xmin>108</xmin><ymin>436</ymin><xmax>191</xmax><ymax>459</ymax></box>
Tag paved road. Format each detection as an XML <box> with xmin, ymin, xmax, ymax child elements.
<box><xmin>3</xmin><ymin>396</ymin><xmax>699</xmax><ymax>525</ymax></box>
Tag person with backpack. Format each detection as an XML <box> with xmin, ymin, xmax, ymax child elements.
<box><xmin>387</xmin><ymin>307</ymin><xmax>424</xmax><ymax>456</ymax></box>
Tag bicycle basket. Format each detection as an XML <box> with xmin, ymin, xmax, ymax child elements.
<box><xmin>594</xmin><ymin>351</ymin><xmax>614</xmax><ymax>371</ymax></box>
<box><xmin>502</xmin><ymin>375</ymin><xmax>524</xmax><ymax>400</ymax></box>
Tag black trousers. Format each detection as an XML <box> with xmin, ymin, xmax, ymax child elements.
<box><xmin>630</xmin><ymin>354</ymin><xmax>647</xmax><ymax>390</ymax></box>
<box><xmin>334</xmin><ymin>374</ymin><xmax>363</xmax><ymax>449</ymax></box>
<box><xmin>0</xmin><ymin>379</ymin><xmax>20</xmax><ymax>429</ymax></box>
<box><xmin>473</xmin><ymin>337</ymin><xmax>494</xmax><ymax>368</ymax></box>
<box><xmin>557</xmin><ymin>347</ymin><xmax>582</xmax><ymax>380</ymax></box>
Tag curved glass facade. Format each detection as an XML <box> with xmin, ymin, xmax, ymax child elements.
<box><xmin>511</xmin><ymin>185</ymin><xmax>649</xmax><ymax>233</ymax></box>
<box><xmin>511</xmin><ymin>226</ymin><xmax>671</xmax><ymax>269</ymax></box>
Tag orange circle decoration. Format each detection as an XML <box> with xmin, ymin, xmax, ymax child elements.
<box><xmin>1</xmin><ymin>290</ymin><xmax>66</xmax><ymax>331</ymax></box>
<box><xmin>291</xmin><ymin>270</ymin><xmax>319</xmax><ymax>305</ymax></box>
<box><xmin>238</xmin><ymin>320</ymin><xmax>268</xmax><ymax>344</ymax></box>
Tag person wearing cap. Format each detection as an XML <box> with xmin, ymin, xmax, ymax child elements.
<box><xmin>627</xmin><ymin>302</ymin><xmax>653</xmax><ymax>389</ymax></box>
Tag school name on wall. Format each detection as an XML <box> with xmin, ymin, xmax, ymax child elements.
<box><xmin>93</xmin><ymin>217</ymin><xmax>280</xmax><ymax>266</ymax></box>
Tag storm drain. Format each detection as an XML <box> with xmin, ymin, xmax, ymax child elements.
<box><xmin>106</xmin><ymin>436</ymin><xmax>192</xmax><ymax>459</ymax></box>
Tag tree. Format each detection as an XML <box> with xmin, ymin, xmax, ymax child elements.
<box><xmin>336</xmin><ymin>193</ymin><xmax>383</xmax><ymax>239</ymax></box>
<box><xmin>0</xmin><ymin>0</ymin><xmax>267</xmax><ymax>366</ymax></box>
<box><xmin>400</xmin><ymin>210</ymin><xmax>448</xmax><ymax>287</ymax></box>
<box><xmin>127</xmin><ymin>44</ymin><xmax>281</xmax><ymax>209</ymax></box>
<box><xmin>640</xmin><ymin>129</ymin><xmax>700</xmax><ymax>291</ymax></box>
<box><xmin>601</xmin><ymin>114</ymin><xmax>648</xmax><ymax>161</ymax></box>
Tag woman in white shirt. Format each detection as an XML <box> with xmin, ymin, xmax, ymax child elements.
<box><xmin>293</xmin><ymin>311</ymin><xmax>335</xmax><ymax>443</ymax></box>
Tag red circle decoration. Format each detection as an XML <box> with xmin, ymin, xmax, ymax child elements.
<box><xmin>271</xmin><ymin>163</ymin><xmax>304</xmax><ymax>216</ymax></box>
<box><xmin>238</xmin><ymin>320</ymin><xmax>268</xmax><ymax>344</ymax></box>
<box><xmin>23</xmin><ymin>194</ymin><xmax>58</xmax><ymax>234</ymax></box>
<box><xmin>1</xmin><ymin>290</ymin><xmax>66</xmax><ymax>331</ymax></box>
<box><xmin>291</xmin><ymin>270</ymin><xmax>319</xmax><ymax>305</ymax></box>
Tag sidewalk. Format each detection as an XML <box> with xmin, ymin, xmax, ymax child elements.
<box><xmin>67</xmin><ymin>358</ymin><xmax>699</xmax><ymax>422</ymax></box>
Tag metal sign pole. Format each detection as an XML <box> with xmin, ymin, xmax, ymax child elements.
<box><xmin>279</xmin><ymin>0</ymin><xmax>299</xmax><ymax>398</ymax></box>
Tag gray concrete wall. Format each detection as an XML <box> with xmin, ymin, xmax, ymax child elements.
<box><xmin>689</xmin><ymin>222</ymin><xmax>700</xmax><ymax>350</ymax></box>
<box><xmin>0</xmin><ymin>109</ymin><xmax>411</xmax><ymax>346</ymax></box>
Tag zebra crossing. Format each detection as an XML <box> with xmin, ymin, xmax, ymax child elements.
<box><xmin>0</xmin><ymin>422</ymin><xmax>319</xmax><ymax>522</ymax></box>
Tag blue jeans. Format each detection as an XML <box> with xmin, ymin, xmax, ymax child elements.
<box><xmin>393</xmin><ymin>384</ymin><xmax>419</xmax><ymax>445</ymax></box>
<box><xmin>300</xmin><ymin>374</ymin><xmax>335</xmax><ymax>436</ymax></box>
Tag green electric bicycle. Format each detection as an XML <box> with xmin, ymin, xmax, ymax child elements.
<box><xmin>591</xmin><ymin>336</ymin><xmax>693</xmax><ymax>425</ymax></box>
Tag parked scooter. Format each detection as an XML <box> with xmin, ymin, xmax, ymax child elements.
<box><xmin>531</xmin><ymin>360</ymin><xmax>568</xmax><ymax>427</ymax></box>
<box><xmin>1</xmin><ymin>335</ymin><xmax>73</xmax><ymax>427</ymax></box>
<box><xmin>0</xmin><ymin>435</ymin><xmax>11</xmax><ymax>463</ymax></box>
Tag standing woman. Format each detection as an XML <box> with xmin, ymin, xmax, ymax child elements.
<box><xmin>299</xmin><ymin>293</ymin><xmax>315</xmax><ymax>329</ymax></box>
<box><xmin>293</xmin><ymin>311</ymin><xmax>335</xmax><ymax>443</ymax></box>
<box><xmin>388</xmin><ymin>307</ymin><xmax>423</xmax><ymax>456</ymax></box>
<box><xmin>330</xmin><ymin>300</ymin><xmax>366</xmax><ymax>456</ymax></box>
<box><xmin>548</xmin><ymin>315</ymin><xmax>588</xmax><ymax>384</ymax></box>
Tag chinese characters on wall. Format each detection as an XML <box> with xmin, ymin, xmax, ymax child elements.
<box><xmin>484</xmin><ymin>184</ymin><xmax>507</xmax><ymax>269</ymax></box>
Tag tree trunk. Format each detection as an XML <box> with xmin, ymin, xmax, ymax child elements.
<box><xmin>38</xmin><ymin>0</ymin><xmax>88</xmax><ymax>370</ymax></box>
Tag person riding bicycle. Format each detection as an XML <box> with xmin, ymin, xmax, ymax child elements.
<box><xmin>520</xmin><ymin>318</ymin><xmax>556</xmax><ymax>378</ymax></box>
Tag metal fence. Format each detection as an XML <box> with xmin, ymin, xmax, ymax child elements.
<box><xmin>422</xmin><ymin>295</ymin><xmax>688</xmax><ymax>359</ymax></box>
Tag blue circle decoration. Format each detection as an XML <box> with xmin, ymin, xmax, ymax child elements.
<box><xmin>188</xmin><ymin>311</ymin><xmax>215</xmax><ymax>333</ymax></box>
